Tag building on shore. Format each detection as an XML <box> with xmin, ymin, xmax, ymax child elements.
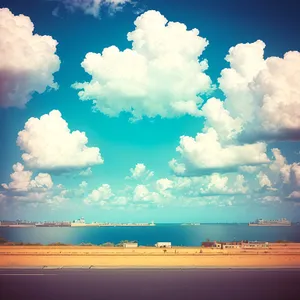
<box><xmin>36</xmin><ymin>222</ymin><xmax>71</xmax><ymax>227</ymax></box>
<box><xmin>221</xmin><ymin>241</ymin><xmax>242</xmax><ymax>249</ymax></box>
<box><xmin>201</xmin><ymin>241</ymin><xmax>221</xmax><ymax>248</ymax></box>
<box><xmin>201</xmin><ymin>241</ymin><xmax>246</xmax><ymax>249</ymax></box>
<box><xmin>155</xmin><ymin>242</ymin><xmax>172</xmax><ymax>248</ymax></box>
<box><xmin>242</xmin><ymin>241</ymin><xmax>269</xmax><ymax>248</ymax></box>
<box><xmin>201</xmin><ymin>241</ymin><xmax>269</xmax><ymax>249</ymax></box>
<box><xmin>123</xmin><ymin>242</ymin><xmax>138</xmax><ymax>248</ymax></box>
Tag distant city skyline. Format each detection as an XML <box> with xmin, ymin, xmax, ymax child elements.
<box><xmin>0</xmin><ymin>0</ymin><xmax>300</xmax><ymax>222</ymax></box>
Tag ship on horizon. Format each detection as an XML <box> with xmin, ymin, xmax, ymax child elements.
<box><xmin>248</xmin><ymin>218</ymin><xmax>291</xmax><ymax>226</ymax></box>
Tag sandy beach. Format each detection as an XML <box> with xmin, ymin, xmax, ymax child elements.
<box><xmin>1</xmin><ymin>243</ymin><xmax>300</xmax><ymax>268</ymax></box>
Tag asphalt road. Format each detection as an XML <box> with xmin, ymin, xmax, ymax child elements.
<box><xmin>0</xmin><ymin>268</ymin><xmax>300</xmax><ymax>300</ymax></box>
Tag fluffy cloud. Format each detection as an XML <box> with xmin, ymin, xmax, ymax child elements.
<box><xmin>84</xmin><ymin>184</ymin><xmax>114</xmax><ymax>205</ymax></box>
<box><xmin>156</xmin><ymin>178</ymin><xmax>173</xmax><ymax>191</ymax></box>
<box><xmin>79</xmin><ymin>167</ymin><xmax>93</xmax><ymax>176</ymax></box>
<box><xmin>217</xmin><ymin>40</ymin><xmax>300</xmax><ymax>142</ymax></box>
<box><xmin>257</xmin><ymin>171</ymin><xmax>272</xmax><ymax>188</ymax></box>
<box><xmin>260</xmin><ymin>195</ymin><xmax>281</xmax><ymax>203</ymax></box>
<box><xmin>0</xmin><ymin>8</ymin><xmax>60</xmax><ymax>108</ymax></box>
<box><xmin>1</xmin><ymin>163</ymin><xmax>53</xmax><ymax>192</ymax></box>
<box><xmin>243</xmin><ymin>148</ymin><xmax>300</xmax><ymax>203</ymax></box>
<box><xmin>170</xmin><ymin>128</ymin><xmax>269</xmax><ymax>175</ymax></box>
<box><xmin>171</xmin><ymin>173</ymin><xmax>248</xmax><ymax>197</ymax></box>
<box><xmin>155</xmin><ymin>178</ymin><xmax>173</xmax><ymax>198</ymax></box>
<box><xmin>126</xmin><ymin>163</ymin><xmax>154</xmax><ymax>180</ymax></box>
<box><xmin>269</xmin><ymin>148</ymin><xmax>300</xmax><ymax>187</ymax></box>
<box><xmin>170</xmin><ymin>39</ymin><xmax>300</xmax><ymax>177</ymax></box>
<box><xmin>73</xmin><ymin>10</ymin><xmax>212</xmax><ymax>120</ymax></box>
<box><xmin>0</xmin><ymin>163</ymin><xmax>65</xmax><ymax>207</ymax></box>
<box><xmin>17</xmin><ymin>110</ymin><xmax>103</xmax><ymax>171</ymax></box>
<box><xmin>133</xmin><ymin>184</ymin><xmax>160</xmax><ymax>202</ymax></box>
<box><xmin>55</xmin><ymin>0</ymin><xmax>132</xmax><ymax>18</ymax></box>
<box><xmin>201</xmin><ymin>97</ymin><xmax>243</xmax><ymax>142</ymax></box>
<box><xmin>287</xmin><ymin>191</ymin><xmax>300</xmax><ymax>202</ymax></box>
<box><xmin>79</xmin><ymin>181</ymin><xmax>88</xmax><ymax>189</ymax></box>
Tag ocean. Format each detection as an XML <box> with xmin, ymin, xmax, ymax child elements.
<box><xmin>1</xmin><ymin>224</ymin><xmax>300</xmax><ymax>246</ymax></box>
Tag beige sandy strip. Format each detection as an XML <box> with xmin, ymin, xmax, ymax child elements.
<box><xmin>1</xmin><ymin>254</ymin><xmax>300</xmax><ymax>268</ymax></box>
<box><xmin>1</xmin><ymin>245</ymin><xmax>300</xmax><ymax>268</ymax></box>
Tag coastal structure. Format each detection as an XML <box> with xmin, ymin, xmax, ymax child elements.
<box><xmin>0</xmin><ymin>219</ymin><xmax>156</xmax><ymax>227</ymax></box>
<box><xmin>70</xmin><ymin>217</ymin><xmax>156</xmax><ymax>227</ymax></box>
<box><xmin>123</xmin><ymin>242</ymin><xmax>138</xmax><ymax>248</ymax></box>
<box><xmin>181</xmin><ymin>223</ymin><xmax>201</xmax><ymax>226</ymax></box>
<box><xmin>201</xmin><ymin>241</ymin><xmax>219</xmax><ymax>248</ymax></box>
<box><xmin>36</xmin><ymin>222</ymin><xmax>71</xmax><ymax>227</ymax></box>
<box><xmin>221</xmin><ymin>242</ymin><xmax>242</xmax><ymax>249</ymax></box>
<box><xmin>0</xmin><ymin>220</ymin><xmax>71</xmax><ymax>227</ymax></box>
<box><xmin>202</xmin><ymin>241</ymin><xmax>247</xmax><ymax>249</ymax></box>
<box><xmin>248</xmin><ymin>218</ymin><xmax>291</xmax><ymax>226</ymax></box>
<box><xmin>155</xmin><ymin>242</ymin><xmax>172</xmax><ymax>248</ymax></box>
<box><xmin>242</xmin><ymin>241</ymin><xmax>269</xmax><ymax>248</ymax></box>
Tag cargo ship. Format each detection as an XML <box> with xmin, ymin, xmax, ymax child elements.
<box><xmin>248</xmin><ymin>218</ymin><xmax>291</xmax><ymax>226</ymax></box>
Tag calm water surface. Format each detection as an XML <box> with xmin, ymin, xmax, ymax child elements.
<box><xmin>1</xmin><ymin>224</ymin><xmax>300</xmax><ymax>245</ymax></box>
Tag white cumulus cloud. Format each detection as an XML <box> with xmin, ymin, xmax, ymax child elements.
<box><xmin>79</xmin><ymin>181</ymin><xmax>88</xmax><ymax>189</ymax></box>
<box><xmin>17</xmin><ymin>110</ymin><xmax>104</xmax><ymax>172</ymax></box>
<box><xmin>126</xmin><ymin>163</ymin><xmax>154</xmax><ymax>180</ymax></box>
<box><xmin>1</xmin><ymin>162</ymin><xmax>53</xmax><ymax>192</ymax></box>
<box><xmin>0</xmin><ymin>8</ymin><xmax>60</xmax><ymax>108</ymax></box>
<box><xmin>217</xmin><ymin>40</ymin><xmax>300</xmax><ymax>142</ymax></box>
<box><xmin>257</xmin><ymin>171</ymin><xmax>272</xmax><ymax>188</ymax></box>
<box><xmin>133</xmin><ymin>184</ymin><xmax>160</xmax><ymax>202</ymax></box>
<box><xmin>171</xmin><ymin>173</ymin><xmax>248</xmax><ymax>197</ymax></box>
<box><xmin>84</xmin><ymin>184</ymin><xmax>113</xmax><ymax>205</ymax></box>
<box><xmin>73</xmin><ymin>10</ymin><xmax>212</xmax><ymax>120</ymax></box>
<box><xmin>170</xmin><ymin>128</ymin><xmax>269</xmax><ymax>175</ymax></box>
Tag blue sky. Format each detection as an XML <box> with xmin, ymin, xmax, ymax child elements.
<box><xmin>0</xmin><ymin>0</ymin><xmax>300</xmax><ymax>223</ymax></box>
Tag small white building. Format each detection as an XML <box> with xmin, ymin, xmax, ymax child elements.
<box><xmin>222</xmin><ymin>244</ymin><xmax>241</xmax><ymax>249</ymax></box>
<box><xmin>242</xmin><ymin>241</ymin><xmax>269</xmax><ymax>248</ymax></box>
<box><xmin>123</xmin><ymin>242</ymin><xmax>138</xmax><ymax>248</ymax></box>
<box><xmin>155</xmin><ymin>242</ymin><xmax>172</xmax><ymax>248</ymax></box>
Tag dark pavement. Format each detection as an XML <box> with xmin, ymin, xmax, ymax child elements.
<box><xmin>0</xmin><ymin>268</ymin><xmax>300</xmax><ymax>300</ymax></box>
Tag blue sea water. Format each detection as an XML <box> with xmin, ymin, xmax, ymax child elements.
<box><xmin>1</xmin><ymin>224</ymin><xmax>300</xmax><ymax>246</ymax></box>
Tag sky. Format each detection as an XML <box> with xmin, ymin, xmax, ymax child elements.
<box><xmin>0</xmin><ymin>0</ymin><xmax>300</xmax><ymax>223</ymax></box>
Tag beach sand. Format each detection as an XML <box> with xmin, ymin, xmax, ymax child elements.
<box><xmin>1</xmin><ymin>244</ymin><xmax>300</xmax><ymax>267</ymax></box>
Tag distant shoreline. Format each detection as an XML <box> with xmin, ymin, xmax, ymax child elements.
<box><xmin>1</xmin><ymin>223</ymin><xmax>299</xmax><ymax>228</ymax></box>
